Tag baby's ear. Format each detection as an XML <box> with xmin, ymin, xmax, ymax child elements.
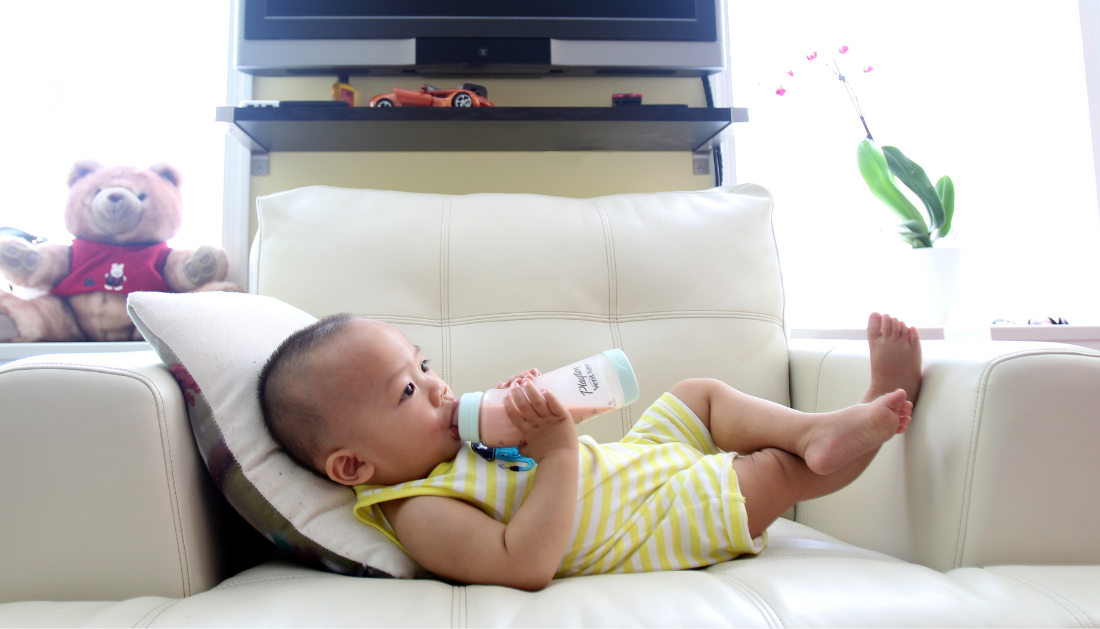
<box><xmin>326</xmin><ymin>449</ymin><xmax>375</xmax><ymax>485</ymax></box>
<box><xmin>149</xmin><ymin>163</ymin><xmax>182</xmax><ymax>188</ymax></box>
<box><xmin>67</xmin><ymin>160</ymin><xmax>102</xmax><ymax>187</ymax></box>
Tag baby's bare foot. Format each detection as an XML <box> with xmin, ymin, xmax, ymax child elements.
<box><xmin>802</xmin><ymin>389</ymin><xmax>912</xmax><ymax>475</ymax></box>
<box><xmin>865</xmin><ymin>313</ymin><xmax>923</xmax><ymax>404</ymax></box>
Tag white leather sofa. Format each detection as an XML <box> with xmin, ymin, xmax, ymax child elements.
<box><xmin>2</xmin><ymin>184</ymin><xmax>1099</xmax><ymax>627</ymax></box>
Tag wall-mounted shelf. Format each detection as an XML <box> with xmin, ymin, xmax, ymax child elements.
<box><xmin>216</xmin><ymin>105</ymin><xmax>746</xmax><ymax>153</ymax></box>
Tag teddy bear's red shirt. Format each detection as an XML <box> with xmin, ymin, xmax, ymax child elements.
<box><xmin>50</xmin><ymin>239</ymin><xmax>172</xmax><ymax>297</ymax></box>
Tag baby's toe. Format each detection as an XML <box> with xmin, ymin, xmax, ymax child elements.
<box><xmin>867</xmin><ymin>312</ymin><xmax>884</xmax><ymax>339</ymax></box>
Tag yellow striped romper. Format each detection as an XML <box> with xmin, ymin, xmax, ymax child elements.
<box><xmin>353</xmin><ymin>392</ymin><xmax>767</xmax><ymax>577</ymax></box>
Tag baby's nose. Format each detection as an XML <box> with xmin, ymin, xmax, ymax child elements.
<box><xmin>433</xmin><ymin>382</ymin><xmax>450</xmax><ymax>404</ymax></box>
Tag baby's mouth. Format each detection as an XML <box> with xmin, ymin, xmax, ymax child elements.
<box><xmin>448</xmin><ymin>400</ymin><xmax>460</xmax><ymax>439</ymax></box>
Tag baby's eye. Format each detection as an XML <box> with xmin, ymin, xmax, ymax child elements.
<box><xmin>402</xmin><ymin>382</ymin><xmax>415</xmax><ymax>399</ymax></box>
<box><xmin>421</xmin><ymin>359</ymin><xmax>430</xmax><ymax>373</ymax></box>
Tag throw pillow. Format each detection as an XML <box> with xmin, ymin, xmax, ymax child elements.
<box><xmin>127</xmin><ymin>290</ymin><xmax>421</xmax><ymax>578</ymax></box>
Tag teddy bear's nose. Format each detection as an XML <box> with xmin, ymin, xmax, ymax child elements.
<box><xmin>108</xmin><ymin>193</ymin><xmax>122</xmax><ymax>203</ymax></box>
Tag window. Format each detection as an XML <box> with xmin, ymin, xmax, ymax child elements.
<box><xmin>0</xmin><ymin>2</ymin><xmax>231</xmax><ymax>252</ymax></box>
<box><xmin>728</xmin><ymin>1</ymin><xmax>1100</xmax><ymax>328</ymax></box>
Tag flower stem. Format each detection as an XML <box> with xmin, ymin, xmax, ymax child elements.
<box><xmin>830</xmin><ymin>58</ymin><xmax>874</xmax><ymax>141</ymax></box>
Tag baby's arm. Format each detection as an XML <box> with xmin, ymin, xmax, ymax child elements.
<box><xmin>381</xmin><ymin>380</ymin><xmax>578</xmax><ymax>591</ymax></box>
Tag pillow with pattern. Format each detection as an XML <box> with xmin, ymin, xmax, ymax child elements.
<box><xmin>127</xmin><ymin>290</ymin><xmax>421</xmax><ymax>578</ymax></box>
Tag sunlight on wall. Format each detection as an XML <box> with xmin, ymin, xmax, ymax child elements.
<box><xmin>729</xmin><ymin>0</ymin><xmax>1100</xmax><ymax>327</ymax></box>
<box><xmin>0</xmin><ymin>2</ymin><xmax>229</xmax><ymax>250</ymax></box>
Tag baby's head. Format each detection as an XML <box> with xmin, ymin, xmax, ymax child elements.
<box><xmin>258</xmin><ymin>315</ymin><xmax>462</xmax><ymax>487</ymax></box>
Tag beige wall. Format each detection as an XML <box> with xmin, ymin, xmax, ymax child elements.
<box><xmin>248</xmin><ymin>75</ymin><xmax>717</xmax><ymax>239</ymax></box>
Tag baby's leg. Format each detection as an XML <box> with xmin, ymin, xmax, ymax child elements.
<box><xmin>733</xmin><ymin>446</ymin><xmax>881</xmax><ymax>538</ymax></box>
<box><xmin>669</xmin><ymin>380</ymin><xmax>911</xmax><ymax>476</ymax></box>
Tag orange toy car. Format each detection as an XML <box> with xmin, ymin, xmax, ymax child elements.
<box><xmin>369</xmin><ymin>83</ymin><xmax>494</xmax><ymax>108</ymax></box>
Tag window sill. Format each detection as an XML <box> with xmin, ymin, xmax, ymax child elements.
<box><xmin>0</xmin><ymin>341</ymin><xmax>152</xmax><ymax>367</ymax></box>
<box><xmin>790</xmin><ymin>327</ymin><xmax>1100</xmax><ymax>351</ymax></box>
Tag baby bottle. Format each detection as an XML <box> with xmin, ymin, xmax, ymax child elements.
<box><xmin>456</xmin><ymin>349</ymin><xmax>640</xmax><ymax>448</ymax></box>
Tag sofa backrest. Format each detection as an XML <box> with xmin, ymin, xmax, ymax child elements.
<box><xmin>251</xmin><ymin>185</ymin><xmax>788</xmax><ymax>442</ymax></box>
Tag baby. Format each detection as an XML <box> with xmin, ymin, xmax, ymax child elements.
<box><xmin>258</xmin><ymin>313</ymin><xmax>921</xmax><ymax>591</ymax></box>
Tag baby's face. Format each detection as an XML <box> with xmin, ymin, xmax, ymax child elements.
<box><xmin>312</xmin><ymin>319</ymin><xmax>462</xmax><ymax>486</ymax></box>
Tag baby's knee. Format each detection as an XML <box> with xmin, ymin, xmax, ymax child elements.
<box><xmin>669</xmin><ymin>377</ymin><xmax>732</xmax><ymax>399</ymax></box>
<box><xmin>668</xmin><ymin>378</ymin><xmax>729</xmax><ymax>417</ymax></box>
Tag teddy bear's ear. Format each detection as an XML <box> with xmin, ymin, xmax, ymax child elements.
<box><xmin>149</xmin><ymin>163</ymin><xmax>182</xmax><ymax>188</ymax></box>
<box><xmin>67</xmin><ymin>160</ymin><xmax>102</xmax><ymax>187</ymax></box>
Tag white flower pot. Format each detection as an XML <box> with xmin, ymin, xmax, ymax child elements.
<box><xmin>909</xmin><ymin>247</ymin><xmax>963</xmax><ymax>327</ymax></box>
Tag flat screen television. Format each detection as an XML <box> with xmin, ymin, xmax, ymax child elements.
<box><xmin>235</xmin><ymin>0</ymin><xmax>725</xmax><ymax>77</ymax></box>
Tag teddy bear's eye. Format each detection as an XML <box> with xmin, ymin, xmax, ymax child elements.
<box><xmin>138</xmin><ymin>193</ymin><xmax>146</xmax><ymax>201</ymax></box>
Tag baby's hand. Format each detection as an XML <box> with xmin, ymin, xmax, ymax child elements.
<box><xmin>503</xmin><ymin>378</ymin><xmax>577</xmax><ymax>462</ymax></box>
<box><xmin>497</xmin><ymin>368</ymin><xmax>540</xmax><ymax>389</ymax></box>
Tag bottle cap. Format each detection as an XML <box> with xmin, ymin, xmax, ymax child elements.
<box><xmin>602</xmin><ymin>349</ymin><xmax>639</xmax><ymax>405</ymax></box>
<box><xmin>457</xmin><ymin>391</ymin><xmax>484</xmax><ymax>442</ymax></box>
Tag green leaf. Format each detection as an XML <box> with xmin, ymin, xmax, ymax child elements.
<box><xmin>900</xmin><ymin>219</ymin><xmax>930</xmax><ymax>235</ymax></box>
<box><xmin>882</xmin><ymin>146</ymin><xmax>946</xmax><ymax>233</ymax></box>
<box><xmin>899</xmin><ymin>231</ymin><xmax>933</xmax><ymax>248</ymax></box>
<box><xmin>899</xmin><ymin>233</ymin><xmax>926</xmax><ymax>248</ymax></box>
<box><xmin>935</xmin><ymin>175</ymin><xmax>954</xmax><ymax>238</ymax></box>
<box><xmin>898</xmin><ymin>219</ymin><xmax>934</xmax><ymax>248</ymax></box>
<box><xmin>857</xmin><ymin>141</ymin><xmax>926</xmax><ymax>231</ymax></box>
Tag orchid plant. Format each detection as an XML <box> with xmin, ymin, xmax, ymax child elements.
<box><xmin>776</xmin><ymin>46</ymin><xmax>955</xmax><ymax>248</ymax></box>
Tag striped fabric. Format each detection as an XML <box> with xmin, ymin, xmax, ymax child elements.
<box><xmin>353</xmin><ymin>393</ymin><xmax>766</xmax><ymax>577</ymax></box>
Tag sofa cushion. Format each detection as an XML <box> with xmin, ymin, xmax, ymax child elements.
<box><xmin>6</xmin><ymin>520</ymin><xmax>1099</xmax><ymax>627</ymax></box>
<box><xmin>127</xmin><ymin>290</ymin><xmax>420</xmax><ymax>579</ymax></box>
<box><xmin>252</xmin><ymin>184</ymin><xmax>789</xmax><ymax>444</ymax></box>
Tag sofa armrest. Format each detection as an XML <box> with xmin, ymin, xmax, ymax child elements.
<box><xmin>788</xmin><ymin>338</ymin><xmax>1100</xmax><ymax>572</ymax></box>
<box><xmin>0</xmin><ymin>351</ymin><xmax>226</xmax><ymax>603</ymax></box>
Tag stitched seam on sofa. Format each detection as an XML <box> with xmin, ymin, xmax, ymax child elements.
<box><xmin>150</xmin><ymin>364</ymin><xmax>193</xmax><ymax>596</ymax></box>
<box><xmin>950</xmin><ymin>349</ymin><xmax>1098</xmax><ymax>568</ymax></box>
<box><xmin>347</xmin><ymin>311</ymin><xmax>785</xmax><ymax>328</ymax></box>
<box><xmin>766</xmin><ymin>184</ymin><xmax>788</xmax><ymax>372</ymax></box>
<box><xmin>213</xmin><ymin>573</ymin><xmax>332</xmax><ymax>589</ymax></box>
<box><xmin>134</xmin><ymin>598</ymin><xmax>184</xmax><ymax>628</ymax></box>
<box><xmin>715</xmin><ymin>552</ymin><xmax>905</xmax><ymax>568</ymax></box>
<box><xmin>450</xmin><ymin>586</ymin><xmax>456</xmax><ymax>628</ymax></box>
<box><xmin>985</xmin><ymin>568</ymin><xmax>1093</xmax><ymax>627</ymax></box>
<box><xmin>605</xmin><ymin>203</ymin><xmax>628</xmax><ymax>434</ymax></box>
<box><xmin>0</xmin><ymin>362</ymin><xmax>194</xmax><ymax>596</ymax></box>
<box><xmin>461</xmin><ymin>585</ymin><xmax>468</xmax><ymax>629</ymax></box>
<box><xmin>810</xmin><ymin>345</ymin><xmax>838</xmax><ymax>414</ymax></box>
<box><xmin>592</xmin><ymin>199</ymin><xmax>627</xmax><ymax>435</ymax></box>
<box><xmin>794</xmin><ymin>344</ymin><xmax>837</xmax><ymax>530</ymax></box>
<box><xmin>706</xmin><ymin>571</ymin><xmax>785</xmax><ymax>628</ymax></box>
<box><xmin>441</xmin><ymin>196</ymin><xmax>452</xmax><ymax>386</ymax></box>
<box><xmin>954</xmin><ymin>355</ymin><xmax>997</xmax><ymax>569</ymax></box>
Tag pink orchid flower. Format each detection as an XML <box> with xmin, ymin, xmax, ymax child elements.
<box><xmin>776</xmin><ymin>86</ymin><xmax>787</xmax><ymax>96</ymax></box>
<box><xmin>806</xmin><ymin>51</ymin><xmax>818</xmax><ymax>61</ymax></box>
<box><xmin>839</xmin><ymin>45</ymin><xmax>849</xmax><ymax>54</ymax></box>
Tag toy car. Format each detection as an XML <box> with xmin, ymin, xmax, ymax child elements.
<box><xmin>612</xmin><ymin>93</ymin><xmax>643</xmax><ymax>106</ymax></box>
<box><xmin>369</xmin><ymin>83</ymin><xmax>494</xmax><ymax>108</ymax></box>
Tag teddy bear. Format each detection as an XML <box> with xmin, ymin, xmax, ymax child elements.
<box><xmin>0</xmin><ymin>160</ymin><xmax>242</xmax><ymax>342</ymax></box>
